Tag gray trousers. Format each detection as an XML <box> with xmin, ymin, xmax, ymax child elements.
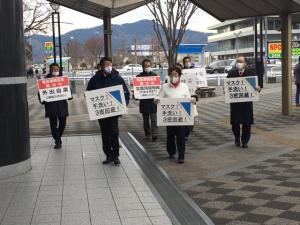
<box><xmin>142</xmin><ymin>113</ymin><xmax>157</xmax><ymax>137</ymax></box>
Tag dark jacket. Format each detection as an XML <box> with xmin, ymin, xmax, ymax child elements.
<box><xmin>294</xmin><ymin>63</ymin><xmax>300</xmax><ymax>84</ymax></box>
<box><xmin>136</xmin><ymin>71</ymin><xmax>158</xmax><ymax>114</ymax></box>
<box><xmin>39</xmin><ymin>74</ymin><xmax>69</xmax><ymax>118</ymax></box>
<box><xmin>86</xmin><ymin>69</ymin><xmax>130</xmax><ymax>105</ymax></box>
<box><xmin>227</xmin><ymin>68</ymin><xmax>255</xmax><ymax>125</ymax></box>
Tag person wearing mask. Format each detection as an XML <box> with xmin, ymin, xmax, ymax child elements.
<box><xmin>182</xmin><ymin>56</ymin><xmax>194</xmax><ymax>69</ymax></box>
<box><xmin>39</xmin><ymin>63</ymin><xmax>70</xmax><ymax>149</ymax></box>
<box><xmin>227</xmin><ymin>56</ymin><xmax>260</xmax><ymax>149</ymax></box>
<box><xmin>136</xmin><ymin>59</ymin><xmax>159</xmax><ymax>141</ymax></box>
<box><xmin>294</xmin><ymin>56</ymin><xmax>300</xmax><ymax>107</ymax></box>
<box><xmin>86</xmin><ymin>57</ymin><xmax>130</xmax><ymax>166</ymax></box>
<box><xmin>155</xmin><ymin>67</ymin><xmax>195</xmax><ymax>164</ymax></box>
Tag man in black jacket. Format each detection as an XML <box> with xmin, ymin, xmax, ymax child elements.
<box><xmin>136</xmin><ymin>59</ymin><xmax>158</xmax><ymax>141</ymax></box>
<box><xmin>227</xmin><ymin>56</ymin><xmax>260</xmax><ymax>148</ymax></box>
<box><xmin>86</xmin><ymin>57</ymin><xmax>130</xmax><ymax>165</ymax></box>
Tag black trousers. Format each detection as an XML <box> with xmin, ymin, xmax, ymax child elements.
<box><xmin>167</xmin><ymin>126</ymin><xmax>186</xmax><ymax>160</ymax></box>
<box><xmin>98</xmin><ymin>116</ymin><xmax>119</xmax><ymax>160</ymax></box>
<box><xmin>49</xmin><ymin>117</ymin><xmax>67</xmax><ymax>144</ymax></box>
<box><xmin>232</xmin><ymin>124</ymin><xmax>251</xmax><ymax>145</ymax></box>
<box><xmin>142</xmin><ymin>113</ymin><xmax>157</xmax><ymax>137</ymax></box>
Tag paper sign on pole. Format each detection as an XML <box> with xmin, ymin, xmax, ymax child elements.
<box><xmin>85</xmin><ymin>85</ymin><xmax>127</xmax><ymax>121</ymax></box>
<box><xmin>37</xmin><ymin>76</ymin><xmax>72</xmax><ymax>102</ymax></box>
<box><xmin>157</xmin><ymin>98</ymin><xmax>194</xmax><ymax>126</ymax></box>
<box><xmin>133</xmin><ymin>76</ymin><xmax>161</xmax><ymax>99</ymax></box>
<box><xmin>224</xmin><ymin>76</ymin><xmax>259</xmax><ymax>103</ymax></box>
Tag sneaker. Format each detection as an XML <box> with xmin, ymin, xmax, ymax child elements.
<box><xmin>114</xmin><ymin>158</ymin><xmax>121</xmax><ymax>166</ymax></box>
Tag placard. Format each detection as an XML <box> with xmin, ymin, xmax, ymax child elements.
<box><xmin>157</xmin><ymin>98</ymin><xmax>194</xmax><ymax>126</ymax></box>
<box><xmin>224</xmin><ymin>76</ymin><xmax>259</xmax><ymax>103</ymax></box>
<box><xmin>133</xmin><ymin>76</ymin><xmax>161</xmax><ymax>99</ymax></box>
<box><xmin>37</xmin><ymin>76</ymin><xmax>71</xmax><ymax>102</ymax></box>
<box><xmin>182</xmin><ymin>68</ymin><xmax>208</xmax><ymax>89</ymax></box>
<box><xmin>85</xmin><ymin>85</ymin><xmax>127</xmax><ymax>120</ymax></box>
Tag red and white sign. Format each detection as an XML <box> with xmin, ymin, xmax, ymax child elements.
<box><xmin>37</xmin><ymin>76</ymin><xmax>72</xmax><ymax>102</ymax></box>
<box><xmin>133</xmin><ymin>76</ymin><xmax>161</xmax><ymax>99</ymax></box>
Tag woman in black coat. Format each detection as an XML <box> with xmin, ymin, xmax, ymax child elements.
<box><xmin>39</xmin><ymin>63</ymin><xmax>70</xmax><ymax>149</ymax></box>
<box><xmin>227</xmin><ymin>57</ymin><xmax>260</xmax><ymax>149</ymax></box>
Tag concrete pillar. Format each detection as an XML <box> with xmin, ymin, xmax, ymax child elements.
<box><xmin>0</xmin><ymin>0</ymin><xmax>31</xmax><ymax>178</ymax></box>
<box><xmin>103</xmin><ymin>9</ymin><xmax>112</xmax><ymax>58</ymax></box>
<box><xmin>281</xmin><ymin>13</ymin><xmax>292</xmax><ymax>116</ymax></box>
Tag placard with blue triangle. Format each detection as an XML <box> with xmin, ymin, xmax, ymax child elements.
<box><xmin>180</xmin><ymin>102</ymin><xmax>191</xmax><ymax>116</ymax></box>
<box><xmin>109</xmin><ymin>90</ymin><xmax>122</xmax><ymax>104</ymax></box>
<box><xmin>245</xmin><ymin>77</ymin><xmax>256</xmax><ymax>90</ymax></box>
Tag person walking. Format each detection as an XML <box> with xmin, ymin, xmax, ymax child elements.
<box><xmin>39</xmin><ymin>63</ymin><xmax>70</xmax><ymax>149</ymax></box>
<box><xmin>294</xmin><ymin>56</ymin><xmax>300</xmax><ymax>107</ymax></box>
<box><xmin>86</xmin><ymin>57</ymin><xmax>130</xmax><ymax>165</ymax></box>
<box><xmin>227</xmin><ymin>56</ymin><xmax>260</xmax><ymax>148</ymax></box>
<box><xmin>136</xmin><ymin>59</ymin><xmax>159</xmax><ymax>141</ymax></box>
<box><xmin>155</xmin><ymin>66</ymin><xmax>195</xmax><ymax>164</ymax></box>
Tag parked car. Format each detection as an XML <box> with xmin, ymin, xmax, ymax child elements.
<box><xmin>225</xmin><ymin>57</ymin><xmax>256</xmax><ymax>73</ymax></box>
<box><xmin>205</xmin><ymin>60</ymin><xmax>230</xmax><ymax>74</ymax></box>
<box><xmin>122</xmin><ymin>64</ymin><xmax>143</xmax><ymax>72</ymax></box>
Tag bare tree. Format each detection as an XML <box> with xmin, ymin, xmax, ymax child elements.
<box><xmin>146</xmin><ymin>0</ymin><xmax>197</xmax><ymax>67</ymax></box>
<box><xmin>65</xmin><ymin>40</ymin><xmax>83</xmax><ymax>69</ymax></box>
<box><xmin>23</xmin><ymin>0</ymin><xmax>52</xmax><ymax>37</ymax></box>
<box><xmin>84</xmin><ymin>36</ymin><xmax>104</xmax><ymax>67</ymax></box>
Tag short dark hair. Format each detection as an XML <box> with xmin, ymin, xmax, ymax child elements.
<box><xmin>183</xmin><ymin>56</ymin><xmax>191</xmax><ymax>63</ymax></box>
<box><xmin>142</xmin><ymin>59</ymin><xmax>152</xmax><ymax>67</ymax></box>
<box><xmin>100</xmin><ymin>57</ymin><xmax>112</xmax><ymax>65</ymax></box>
<box><xmin>49</xmin><ymin>63</ymin><xmax>60</xmax><ymax>71</ymax></box>
<box><xmin>175</xmin><ymin>63</ymin><xmax>183</xmax><ymax>69</ymax></box>
<box><xmin>169</xmin><ymin>66</ymin><xmax>182</xmax><ymax>77</ymax></box>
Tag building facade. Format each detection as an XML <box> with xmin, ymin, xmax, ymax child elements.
<box><xmin>208</xmin><ymin>17</ymin><xmax>300</xmax><ymax>60</ymax></box>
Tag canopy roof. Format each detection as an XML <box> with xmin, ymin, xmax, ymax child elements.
<box><xmin>48</xmin><ymin>0</ymin><xmax>300</xmax><ymax>22</ymax></box>
<box><xmin>47</xmin><ymin>0</ymin><xmax>150</xmax><ymax>18</ymax></box>
<box><xmin>190</xmin><ymin>0</ymin><xmax>300</xmax><ymax>21</ymax></box>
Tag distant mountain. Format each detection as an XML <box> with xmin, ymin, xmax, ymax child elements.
<box><xmin>31</xmin><ymin>19</ymin><xmax>215</xmax><ymax>63</ymax></box>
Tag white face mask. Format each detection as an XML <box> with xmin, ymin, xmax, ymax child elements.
<box><xmin>52</xmin><ymin>71</ymin><xmax>59</xmax><ymax>76</ymax></box>
<box><xmin>170</xmin><ymin>76</ymin><xmax>179</xmax><ymax>84</ymax></box>
<box><xmin>185</xmin><ymin>62</ymin><xmax>192</xmax><ymax>68</ymax></box>
<box><xmin>236</xmin><ymin>63</ymin><xmax>245</xmax><ymax>71</ymax></box>
<box><xmin>144</xmin><ymin>67</ymin><xmax>151</xmax><ymax>73</ymax></box>
<box><xmin>104</xmin><ymin>66</ymin><xmax>112</xmax><ymax>74</ymax></box>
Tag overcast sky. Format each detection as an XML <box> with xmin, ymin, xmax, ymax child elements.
<box><xmin>48</xmin><ymin>4</ymin><xmax>219</xmax><ymax>35</ymax></box>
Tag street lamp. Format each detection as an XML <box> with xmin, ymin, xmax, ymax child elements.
<box><xmin>50</xmin><ymin>2</ymin><xmax>63</xmax><ymax>75</ymax></box>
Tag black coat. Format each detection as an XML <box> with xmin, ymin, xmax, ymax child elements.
<box><xmin>86</xmin><ymin>69</ymin><xmax>130</xmax><ymax>105</ymax></box>
<box><xmin>39</xmin><ymin>74</ymin><xmax>69</xmax><ymax>118</ymax></box>
<box><xmin>227</xmin><ymin>68</ymin><xmax>255</xmax><ymax>125</ymax></box>
<box><xmin>136</xmin><ymin>71</ymin><xmax>158</xmax><ymax>114</ymax></box>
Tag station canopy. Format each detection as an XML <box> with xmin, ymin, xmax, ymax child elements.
<box><xmin>48</xmin><ymin>0</ymin><xmax>300</xmax><ymax>21</ymax></box>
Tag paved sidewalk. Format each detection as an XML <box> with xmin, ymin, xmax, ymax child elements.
<box><xmin>0</xmin><ymin>136</ymin><xmax>172</xmax><ymax>225</ymax></box>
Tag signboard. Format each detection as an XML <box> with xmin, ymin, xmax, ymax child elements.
<box><xmin>44</xmin><ymin>42</ymin><xmax>53</xmax><ymax>51</ymax></box>
<box><xmin>182</xmin><ymin>68</ymin><xmax>207</xmax><ymax>90</ymax></box>
<box><xmin>133</xmin><ymin>76</ymin><xmax>161</xmax><ymax>99</ymax></box>
<box><xmin>85</xmin><ymin>85</ymin><xmax>127</xmax><ymax>121</ymax></box>
<box><xmin>267</xmin><ymin>41</ymin><xmax>300</xmax><ymax>59</ymax></box>
<box><xmin>37</xmin><ymin>76</ymin><xmax>72</xmax><ymax>102</ymax></box>
<box><xmin>224</xmin><ymin>76</ymin><xmax>259</xmax><ymax>103</ymax></box>
<box><xmin>157</xmin><ymin>98</ymin><xmax>194</xmax><ymax>126</ymax></box>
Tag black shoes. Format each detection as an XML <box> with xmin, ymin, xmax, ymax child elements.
<box><xmin>54</xmin><ymin>143</ymin><xmax>62</xmax><ymax>149</ymax></box>
<box><xmin>235</xmin><ymin>142</ymin><xmax>241</xmax><ymax>147</ymax></box>
<box><xmin>114</xmin><ymin>158</ymin><xmax>121</xmax><ymax>166</ymax></box>
<box><xmin>168</xmin><ymin>154</ymin><xmax>174</xmax><ymax>159</ymax></box>
<box><xmin>152</xmin><ymin>136</ymin><xmax>158</xmax><ymax>142</ymax></box>
<box><xmin>103</xmin><ymin>157</ymin><xmax>121</xmax><ymax>166</ymax></box>
<box><xmin>177</xmin><ymin>159</ymin><xmax>184</xmax><ymax>164</ymax></box>
<box><xmin>242</xmin><ymin>144</ymin><xmax>248</xmax><ymax>149</ymax></box>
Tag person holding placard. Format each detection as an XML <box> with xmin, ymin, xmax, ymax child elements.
<box><xmin>38</xmin><ymin>63</ymin><xmax>70</xmax><ymax>149</ymax></box>
<box><xmin>136</xmin><ymin>59</ymin><xmax>159</xmax><ymax>141</ymax></box>
<box><xmin>227</xmin><ymin>56</ymin><xmax>260</xmax><ymax>149</ymax></box>
<box><xmin>86</xmin><ymin>57</ymin><xmax>130</xmax><ymax>165</ymax></box>
<box><xmin>294</xmin><ymin>56</ymin><xmax>300</xmax><ymax>107</ymax></box>
<box><xmin>183</xmin><ymin>56</ymin><xmax>194</xmax><ymax>69</ymax></box>
<box><xmin>155</xmin><ymin>67</ymin><xmax>195</xmax><ymax>164</ymax></box>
